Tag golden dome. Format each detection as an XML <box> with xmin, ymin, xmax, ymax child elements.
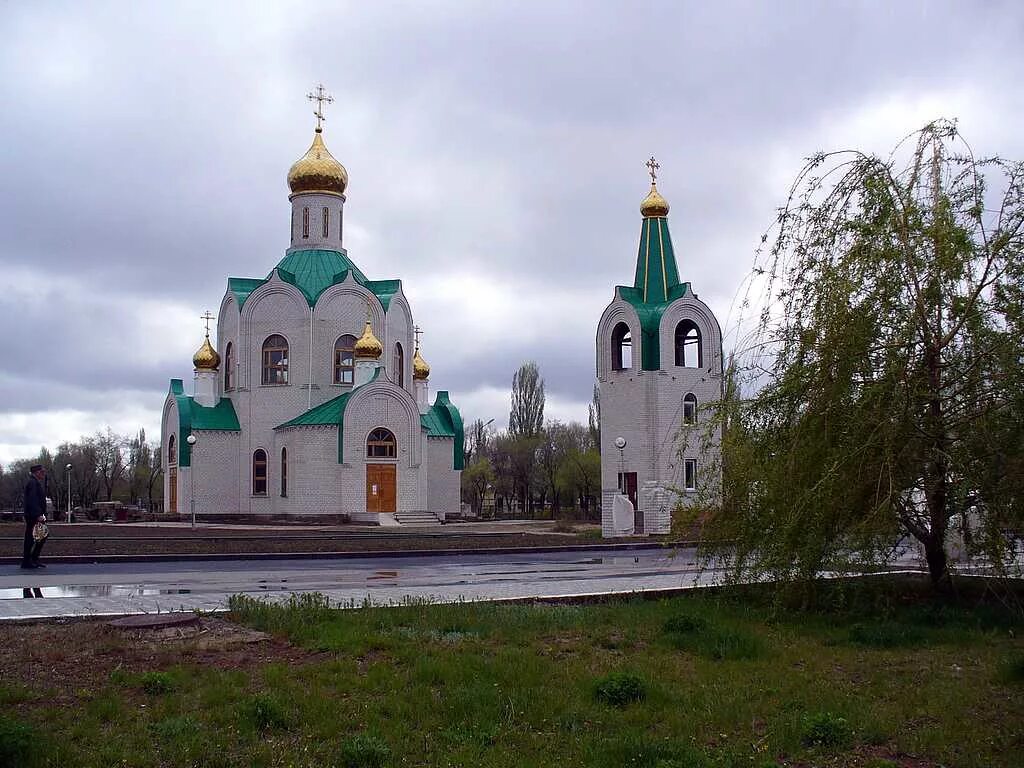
<box><xmin>193</xmin><ymin>335</ymin><xmax>220</xmax><ymax>371</ymax></box>
<box><xmin>354</xmin><ymin>319</ymin><xmax>383</xmax><ymax>360</ymax></box>
<box><xmin>287</xmin><ymin>129</ymin><xmax>348</xmax><ymax>196</ymax></box>
<box><xmin>412</xmin><ymin>346</ymin><xmax>430</xmax><ymax>380</ymax></box>
<box><xmin>640</xmin><ymin>183</ymin><xmax>670</xmax><ymax>218</ymax></box>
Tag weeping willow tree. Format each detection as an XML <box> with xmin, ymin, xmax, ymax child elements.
<box><xmin>693</xmin><ymin>120</ymin><xmax>1024</xmax><ymax>591</ymax></box>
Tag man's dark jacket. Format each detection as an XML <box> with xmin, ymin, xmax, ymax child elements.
<box><xmin>23</xmin><ymin>475</ymin><xmax>47</xmax><ymax>524</ymax></box>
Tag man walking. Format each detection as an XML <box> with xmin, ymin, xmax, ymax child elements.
<box><xmin>22</xmin><ymin>464</ymin><xmax>48</xmax><ymax>569</ymax></box>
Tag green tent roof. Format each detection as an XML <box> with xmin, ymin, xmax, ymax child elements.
<box><xmin>617</xmin><ymin>214</ymin><xmax>690</xmax><ymax>371</ymax></box>
<box><xmin>169</xmin><ymin>380</ymin><xmax>241</xmax><ymax>467</ymax></box>
<box><xmin>227</xmin><ymin>249</ymin><xmax>401</xmax><ymax>311</ymax></box>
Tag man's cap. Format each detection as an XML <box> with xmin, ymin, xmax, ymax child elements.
<box><xmin>29</xmin><ymin>464</ymin><xmax>44</xmax><ymax>473</ymax></box>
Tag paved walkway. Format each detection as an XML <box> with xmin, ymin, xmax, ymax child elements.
<box><xmin>1</xmin><ymin>547</ymin><xmax>720</xmax><ymax>620</ymax></box>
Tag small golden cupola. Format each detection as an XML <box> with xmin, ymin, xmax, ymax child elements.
<box><xmin>354</xmin><ymin>318</ymin><xmax>383</xmax><ymax>360</ymax></box>
<box><xmin>287</xmin><ymin>129</ymin><xmax>349</xmax><ymax>197</ymax></box>
<box><xmin>193</xmin><ymin>334</ymin><xmax>220</xmax><ymax>371</ymax></box>
<box><xmin>640</xmin><ymin>155</ymin><xmax>670</xmax><ymax>218</ymax></box>
<box><xmin>412</xmin><ymin>344</ymin><xmax>430</xmax><ymax>381</ymax></box>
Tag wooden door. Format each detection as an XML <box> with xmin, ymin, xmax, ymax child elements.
<box><xmin>366</xmin><ymin>464</ymin><xmax>397</xmax><ymax>513</ymax></box>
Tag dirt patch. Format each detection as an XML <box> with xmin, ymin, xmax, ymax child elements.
<box><xmin>0</xmin><ymin>615</ymin><xmax>321</xmax><ymax>711</ymax></box>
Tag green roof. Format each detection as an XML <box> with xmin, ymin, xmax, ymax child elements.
<box><xmin>276</xmin><ymin>376</ymin><xmax>464</xmax><ymax>470</ymax></box>
<box><xmin>423</xmin><ymin>391</ymin><xmax>465</xmax><ymax>470</ymax></box>
<box><xmin>618</xmin><ymin>214</ymin><xmax>690</xmax><ymax>371</ymax></box>
<box><xmin>227</xmin><ymin>249</ymin><xmax>401</xmax><ymax>311</ymax></box>
<box><xmin>228</xmin><ymin>277</ymin><xmax>265</xmax><ymax>309</ymax></box>
<box><xmin>169</xmin><ymin>380</ymin><xmax>241</xmax><ymax>467</ymax></box>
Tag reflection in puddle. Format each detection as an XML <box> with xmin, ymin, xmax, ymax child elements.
<box><xmin>0</xmin><ymin>586</ymin><xmax>193</xmax><ymax>600</ymax></box>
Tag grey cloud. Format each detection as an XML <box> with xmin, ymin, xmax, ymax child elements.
<box><xmin>1</xmin><ymin>1</ymin><xmax>1023</xmax><ymax>459</ymax></box>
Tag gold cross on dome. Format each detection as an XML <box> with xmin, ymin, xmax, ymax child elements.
<box><xmin>414</xmin><ymin>325</ymin><xmax>423</xmax><ymax>350</ymax></box>
<box><xmin>646</xmin><ymin>156</ymin><xmax>660</xmax><ymax>184</ymax></box>
<box><xmin>306</xmin><ymin>83</ymin><xmax>334</xmax><ymax>131</ymax></box>
<box><xmin>201</xmin><ymin>310</ymin><xmax>215</xmax><ymax>336</ymax></box>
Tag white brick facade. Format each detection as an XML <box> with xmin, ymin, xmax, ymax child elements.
<box><xmin>160</xmin><ymin>127</ymin><xmax>462</xmax><ymax>522</ymax></box>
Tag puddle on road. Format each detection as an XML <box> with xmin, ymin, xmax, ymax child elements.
<box><xmin>0</xmin><ymin>585</ymin><xmax>194</xmax><ymax>600</ymax></box>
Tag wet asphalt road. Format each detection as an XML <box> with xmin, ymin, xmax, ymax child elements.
<box><xmin>1</xmin><ymin>546</ymin><xmax>726</xmax><ymax>620</ymax></box>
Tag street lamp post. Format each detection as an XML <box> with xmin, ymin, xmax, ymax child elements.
<box><xmin>186</xmin><ymin>434</ymin><xmax>197</xmax><ymax>529</ymax></box>
<box><xmin>65</xmin><ymin>464</ymin><xmax>72</xmax><ymax>523</ymax></box>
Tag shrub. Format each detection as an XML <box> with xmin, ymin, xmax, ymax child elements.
<box><xmin>801</xmin><ymin>711</ymin><xmax>853</xmax><ymax>749</ymax></box>
<box><xmin>339</xmin><ymin>733</ymin><xmax>391</xmax><ymax>768</ymax></box>
<box><xmin>140</xmin><ymin>671</ymin><xmax>175</xmax><ymax>695</ymax></box>
<box><xmin>245</xmin><ymin>694</ymin><xmax>290</xmax><ymax>733</ymax></box>
<box><xmin>0</xmin><ymin>719</ymin><xmax>41</xmax><ymax>767</ymax></box>
<box><xmin>594</xmin><ymin>672</ymin><xmax>646</xmax><ymax>707</ymax></box>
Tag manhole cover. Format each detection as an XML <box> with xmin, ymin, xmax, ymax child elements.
<box><xmin>107</xmin><ymin>613</ymin><xmax>201</xmax><ymax>630</ymax></box>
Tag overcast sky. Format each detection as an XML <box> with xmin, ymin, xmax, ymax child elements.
<box><xmin>1</xmin><ymin>1</ymin><xmax>1022</xmax><ymax>463</ymax></box>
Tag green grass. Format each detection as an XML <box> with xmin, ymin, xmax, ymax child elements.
<box><xmin>6</xmin><ymin>580</ymin><xmax>1024</xmax><ymax>767</ymax></box>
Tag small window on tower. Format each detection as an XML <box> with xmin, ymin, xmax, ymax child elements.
<box><xmin>683</xmin><ymin>393</ymin><xmax>697</xmax><ymax>425</ymax></box>
<box><xmin>675</xmin><ymin>320</ymin><xmax>702</xmax><ymax>368</ymax></box>
<box><xmin>611</xmin><ymin>322</ymin><xmax>632</xmax><ymax>371</ymax></box>
<box><xmin>302</xmin><ymin>207</ymin><xmax>309</xmax><ymax>238</ymax></box>
<box><xmin>322</xmin><ymin>207</ymin><xmax>329</xmax><ymax>238</ymax></box>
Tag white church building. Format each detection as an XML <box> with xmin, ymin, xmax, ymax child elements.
<box><xmin>162</xmin><ymin>93</ymin><xmax>463</xmax><ymax>523</ymax></box>
<box><xmin>597</xmin><ymin>161</ymin><xmax>724</xmax><ymax>536</ymax></box>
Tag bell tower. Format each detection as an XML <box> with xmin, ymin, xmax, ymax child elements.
<box><xmin>595</xmin><ymin>159</ymin><xmax>724</xmax><ymax>537</ymax></box>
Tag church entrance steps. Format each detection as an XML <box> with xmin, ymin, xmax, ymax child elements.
<box><xmin>394</xmin><ymin>511</ymin><xmax>443</xmax><ymax>526</ymax></box>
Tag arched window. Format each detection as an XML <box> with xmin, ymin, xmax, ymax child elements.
<box><xmin>367</xmin><ymin>428</ymin><xmax>397</xmax><ymax>458</ymax></box>
<box><xmin>334</xmin><ymin>334</ymin><xmax>356</xmax><ymax>384</ymax></box>
<box><xmin>611</xmin><ymin>322</ymin><xmax>632</xmax><ymax>371</ymax></box>
<box><xmin>675</xmin><ymin>320</ymin><xmax>702</xmax><ymax>368</ymax></box>
<box><xmin>302</xmin><ymin>207</ymin><xmax>309</xmax><ymax>238</ymax></box>
<box><xmin>262</xmin><ymin>335</ymin><xmax>289</xmax><ymax>385</ymax></box>
<box><xmin>393</xmin><ymin>342</ymin><xmax>404</xmax><ymax>387</ymax></box>
<box><xmin>253</xmin><ymin>449</ymin><xmax>268</xmax><ymax>496</ymax></box>
<box><xmin>224</xmin><ymin>342</ymin><xmax>234</xmax><ymax>390</ymax></box>
<box><xmin>322</xmin><ymin>207</ymin><xmax>329</xmax><ymax>238</ymax></box>
<box><xmin>339</xmin><ymin>207</ymin><xmax>343</xmax><ymax>239</ymax></box>
<box><xmin>683</xmin><ymin>393</ymin><xmax>697</xmax><ymax>425</ymax></box>
<box><xmin>168</xmin><ymin>435</ymin><xmax>177</xmax><ymax>466</ymax></box>
<box><xmin>280</xmin><ymin>447</ymin><xmax>288</xmax><ymax>497</ymax></box>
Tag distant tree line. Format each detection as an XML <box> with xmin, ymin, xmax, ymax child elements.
<box><xmin>0</xmin><ymin>428</ymin><xmax>162</xmax><ymax>514</ymax></box>
<box><xmin>461</xmin><ymin>361</ymin><xmax>601</xmax><ymax>520</ymax></box>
